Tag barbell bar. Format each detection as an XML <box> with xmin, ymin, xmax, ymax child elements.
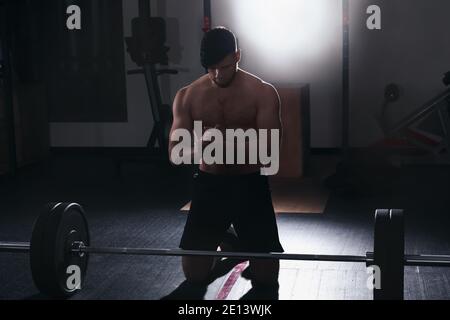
<box><xmin>1</xmin><ymin>240</ymin><xmax>369</xmax><ymax>262</ymax></box>
<box><xmin>3</xmin><ymin>241</ymin><xmax>449</xmax><ymax>266</ymax></box>
<box><xmin>1</xmin><ymin>202</ymin><xmax>450</xmax><ymax>299</ymax></box>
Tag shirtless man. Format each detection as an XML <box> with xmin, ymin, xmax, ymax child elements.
<box><xmin>168</xmin><ymin>27</ymin><xmax>284</xmax><ymax>299</ymax></box>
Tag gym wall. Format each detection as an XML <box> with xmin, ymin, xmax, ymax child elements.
<box><xmin>50</xmin><ymin>1</ymin><xmax>163</xmax><ymax>147</ymax></box>
<box><xmin>207</xmin><ymin>0</ymin><xmax>342</xmax><ymax>149</ymax></box>
<box><xmin>49</xmin><ymin>0</ymin><xmax>450</xmax><ymax>148</ymax></box>
<box><xmin>50</xmin><ymin>0</ymin><xmax>204</xmax><ymax>147</ymax></box>
<box><xmin>349</xmin><ymin>0</ymin><xmax>450</xmax><ymax>147</ymax></box>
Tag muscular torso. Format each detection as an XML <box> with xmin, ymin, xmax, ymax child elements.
<box><xmin>187</xmin><ymin>70</ymin><xmax>262</xmax><ymax>175</ymax></box>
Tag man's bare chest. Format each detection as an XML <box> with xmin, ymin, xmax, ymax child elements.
<box><xmin>191</xmin><ymin>91</ymin><xmax>257</xmax><ymax>128</ymax></box>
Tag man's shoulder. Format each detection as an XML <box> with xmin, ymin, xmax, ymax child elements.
<box><xmin>239</xmin><ymin>70</ymin><xmax>276</xmax><ymax>91</ymax></box>
<box><xmin>177</xmin><ymin>75</ymin><xmax>209</xmax><ymax>97</ymax></box>
<box><xmin>238</xmin><ymin>71</ymin><xmax>279</xmax><ymax>109</ymax></box>
<box><xmin>239</xmin><ymin>69</ymin><xmax>262</xmax><ymax>85</ymax></box>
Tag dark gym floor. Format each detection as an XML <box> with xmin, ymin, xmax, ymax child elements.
<box><xmin>0</xmin><ymin>152</ymin><xmax>449</xmax><ymax>300</ymax></box>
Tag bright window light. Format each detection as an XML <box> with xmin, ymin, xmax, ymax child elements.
<box><xmin>225</xmin><ymin>0</ymin><xmax>335</xmax><ymax>81</ymax></box>
<box><xmin>234</xmin><ymin>0</ymin><xmax>326</xmax><ymax>56</ymax></box>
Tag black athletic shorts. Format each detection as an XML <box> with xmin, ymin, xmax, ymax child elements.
<box><xmin>179</xmin><ymin>170</ymin><xmax>284</xmax><ymax>253</ymax></box>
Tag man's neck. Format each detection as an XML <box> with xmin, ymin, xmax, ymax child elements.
<box><xmin>214</xmin><ymin>69</ymin><xmax>240</xmax><ymax>89</ymax></box>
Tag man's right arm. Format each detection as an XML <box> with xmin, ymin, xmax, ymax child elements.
<box><xmin>168</xmin><ymin>88</ymin><xmax>194</xmax><ymax>165</ymax></box>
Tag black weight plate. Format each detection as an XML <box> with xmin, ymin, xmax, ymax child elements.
<box><xmin>388</xmin><ymin>209</ymin><xmax>404</xmax><ymax>300</ymax></box>
<box><xmin>30</xmin><ymin>203</ymin><xmax>89</xmax><ymax>298</ymax></box>
<box><xmin>373</xmin><ymin>209</ymin><xmax>390</xmax><ymax>300</ymax></box>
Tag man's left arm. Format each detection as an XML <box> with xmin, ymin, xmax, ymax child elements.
<box><xmin>256</xmin><ymin>83</ymin><xmax>282</xmax><ymax>154</ymax></box>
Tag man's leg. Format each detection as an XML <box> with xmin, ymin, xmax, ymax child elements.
<box><xmin>219</xmin><ymin>225</ymin><xmax>241</xmax><ymax>252</ymax></box>
<box><xmin>182</xmin><ymin>256</ymin><xmax>217</xmax><ymax>283</ymax></box>
<box><xmin>162</xmin><ymin>243</ymin><xmax>221</xmax><ymax>300</ymax></box>
<box><xmin>248</xmin><ymin>258</ymin><xmax>279</xmax><ymax>285</ymax></box>
<box><xmin>232</xmin><ymin>175</ymin><xmax>283</xmax><ymax>299</ymax></box>
<box><xmin>179</xmin><ymin>172</ymin><xmax>232</xmax><ymax>281</ymax></box>
<box><xmin>239</xmin><ymin>259</ymin><xmax>279</xmax><ymax>300</ymax></box>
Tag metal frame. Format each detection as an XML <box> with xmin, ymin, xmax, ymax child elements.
<box><xmin>342</xmin><ymin>0</ymin><xmax>350</xmax><ymax>155</ymax></box>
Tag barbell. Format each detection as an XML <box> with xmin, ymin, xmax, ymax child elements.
<box><xmin>1</xmin><ymin>202</ymin><xmax>450</xmax><ymax>300</ymax></box>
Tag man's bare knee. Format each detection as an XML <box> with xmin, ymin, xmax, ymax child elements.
<box><xmin>249</xmin><ymin>259</ymin><xmax>279</xmax><ymax>284</ymax></box>
<box><xmin>182</xmin><ymin>256</ymin><xmax>216</xmax><ymax>283</ymax></box>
